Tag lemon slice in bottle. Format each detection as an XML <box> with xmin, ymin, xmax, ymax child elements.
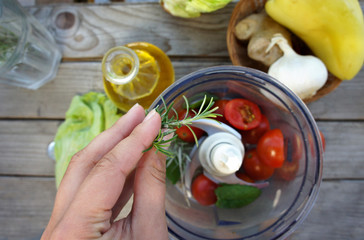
<box><xmin>102</xmin><ymin>47</ymin><xmax>160</xmax><ymax>100</ymax></box>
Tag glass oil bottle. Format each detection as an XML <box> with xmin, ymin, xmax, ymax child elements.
<box><xmin>102</xmin><ymin>42</ymin><xmax>174</xmax><ymax>112</ymax></box>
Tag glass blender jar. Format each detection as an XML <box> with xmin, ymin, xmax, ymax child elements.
<box><xmin>149</xmin><ymin>66</ymin><xmax>323</xmax><ymax>240</ymax></box>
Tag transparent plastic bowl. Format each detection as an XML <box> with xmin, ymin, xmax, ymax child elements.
<box><xmin>149</xmin><ymin>66</ymin><xmax>323</xmax><ymax>240</ymax></box>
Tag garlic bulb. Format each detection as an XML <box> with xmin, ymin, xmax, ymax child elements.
<box><xmin>267</xmin><ymin>34</ymin><xmax>328</xmax><ymax>99</ymax></box>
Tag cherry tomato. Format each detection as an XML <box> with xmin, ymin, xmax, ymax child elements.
<box><xmin>191</xmin><ymin>174</ymin><xmax>218</xmax><ymax>206</ymax></box>
<box><xmin>236</xmin><ymin>172</ymin><xmax>254</xmax><ymax>183</ymax></box>
<box><xmin>241</xmin><ymin>115</ymin><xmax>270</xmax><ymax>144</ymax></box>
<box><xmin>257</xmin><ymin>129</ymin><xmax>285</xmax><ymax>168</ymax></box>
<box><xmin>290</xmin><ymin>133</ymin><xmax>304</xmax><ymax>162</ymax></box>
<box><xmin>242</xmin><ymin>149</ymin><xmax>274</xmax><ymax>181</ymax></box>
<box><xmin>276</xmin><ymin>158</ymin><xmax>299</xmax><ymax>181</ymax></box>
<box><xmin>224</xmin><ymin>99</ymin><xmax>262</xmax><ymax>130</ymax></box>
<box><xmin>277</xmin><ymin>133</ymin><xmax>306</xmax><ymax>181</ymax></box>
<box><xmin>212</xmin><ymin>99</ymin><xmax>229</xmax><ymax>123</ymax></box>
<box><xmin>175</xmin><ymin>109</ymin><xmax>204</xmax><ymax>142</ymax></box>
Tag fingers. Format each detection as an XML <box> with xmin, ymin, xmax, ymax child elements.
<box><xmin>46</xmin><ymin>104</ymin><xmax>145</xmax><ymax>233</ymax></box>
<box><xmin>129</xmin><ymin>149</ymin><xmax>169</xmax><ymax>239</ymax></box>
<box><xmin>67</xmin><ymin>109</ymin><xmax>162</xmax><ymax>230</ymax></box>
<box><xmin>103</xmin><ymin>149</ymin><xmax>168</xmax><ymax>240</ymax></box>
<box><xmin>127</xmin><ymin>130</ymin><xmax>173</xmax><ymax>238</ymax></box>
<box><xmin>110</xmin><ymin>169</ymin><xmax>135</xmax><ymax>221</ymax></box>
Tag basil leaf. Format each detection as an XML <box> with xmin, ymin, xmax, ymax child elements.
<box><xmin>183</xmin><ymin>92</ymin><xmax>219</xmax><ymax>109</ymax></box>
<box><xmin>166</xmin><ymin>160</ymin><xmax>180</xmax><ymax>184</ymax></box>
<box><xmin>215</xmin><ymin>184</ymin><xmax>261</xmax><ymax>208</ymax></box>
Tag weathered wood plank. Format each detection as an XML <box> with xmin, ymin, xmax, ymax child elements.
<box><xmin>317</xmin><ymin>121</ymin><xmax>364</xmax><ymax>180</ymax></box>
<box><xmin>291</xmin><ymin>180</ymin><xmax>364</xmax><ymax>240</ymax></box>
<box><xmin>1</xmin><ymin>120</ymin><xmax>363</xmax><ymax>179</ymax></box>
<box><xmin>308</xmin><ymin>67</ymin><xmax>364</xmax><ymax>120</ymax></box>
<box><xmin>0</xmin><ymin>177</ymin><xmax>56</xmax><ymax>240</ymax></box>
<box><xmin>0</xmin><ymin>120</ymin><xmax>59</xmax><ymax>176</ymax></box>
<box><xmin>29</xmin><ymin>1</ymin><xmax>364</xmax><ymax>59</ymax></box>
<box><xmin>0</xmin><ymin>177</ymin><xmax>362</xmax><ymax>240</ymax></box>
<box><xmin>0</xmin><ymin>60</ymin><xmax>230</xmax><ymax>119</ymax></box>
<box><xmin>29</xmin><ymin>3</ymin><xmax>233</xmax><ymax>58</ymax></box>
<box><xmin>0</xmin><ymin>61</ymin><xmax>363</xmax><ymax>119</ymax></box>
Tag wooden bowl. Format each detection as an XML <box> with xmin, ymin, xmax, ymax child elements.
<box><xmin>226</xmin><ymin>0</ymin><xmax>342</xmax><ymax>103</ymax></box>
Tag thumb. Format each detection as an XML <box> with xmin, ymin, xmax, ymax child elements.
<box><xmin>130</xmin><ymin>149</ymin><xmax>168</xmax><ymax>239</ymax></box>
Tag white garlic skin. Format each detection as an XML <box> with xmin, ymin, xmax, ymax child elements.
<box><xmin>268</xmin><ymin>55</ymin><xmax>328</xmax><ymax>99</ymax></box>
<box><xmin>267</xmin><ymin>34</ymin><xmax>328</xmax><ymax>100</ymax></box>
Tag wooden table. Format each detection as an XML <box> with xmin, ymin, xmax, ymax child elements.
<box><xmin>1</xmin><ymin>2</ymin><xmax>363</xmax><ymax>239</ymax></box>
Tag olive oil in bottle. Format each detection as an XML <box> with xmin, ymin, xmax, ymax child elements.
<box><xmin>102</xmin><ymin>42</ymin><xmax>174</xmax><ymax>112</ymax></box>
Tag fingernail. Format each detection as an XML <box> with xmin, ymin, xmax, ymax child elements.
<box><xmin>128</xmin><ymin>103</ymin><xmax>140</xmax><ymax>113</ymax></box>
<box><xmin>144</xmin><ymin>109</ymin><xmax>157</xmax><ymax>122</ymax></box>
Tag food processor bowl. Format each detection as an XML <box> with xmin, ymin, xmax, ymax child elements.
<box><xmin>149</xmin><ymin>66</ymin><xmax>323</xmax><ymax>240</ymax></box>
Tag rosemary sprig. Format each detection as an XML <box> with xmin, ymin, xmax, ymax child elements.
<box><xmin>166</xmin><ymin>138</ymin><xmax>194</xmax><ymax>206</ymax></box>
<box><xmin>144</xmin><ymin>94</ymin><xmax>220</xmax><ymax>199</ymax></box>
<box><xmin>144</xmin><ymin>94</ymin><xmax>220</xmax><ymax>157</ymax></box>
<box><xmin>165</xmin><ymin>138</ymin><xmax>193</xmax><ymax>183</ymax></box>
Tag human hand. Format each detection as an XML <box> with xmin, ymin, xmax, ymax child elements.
<box><xmin>41</xmin><ymin>104</ymin><xmax>168</xmax><ymax>239</ymax></box>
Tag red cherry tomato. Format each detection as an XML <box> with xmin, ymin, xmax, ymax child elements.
<box><xmin>242</xmin><ymin>149</ymin><xmax>274</xmax><ymax>181</ymax></box>
<box><xmin>257</xmin><ymin>129</ymin><xmax>285</xmax><ymax>168</ymax></box>
<box><xmin>236</xmin><ymin>171</ymin><xmax>254</xmax><ymax>183</ymax></box>
<box><xmin>290</xmin><ymin>133</ymin><xmax>304</xmax><ymax>162</ymax></box>
<box><xmin>175</xmin><ymin>110</ymin><xmax>204</xmax><ymax>142</ymax></box>
<box><xmin>224</xmin><ymin>99</ymin><xmax>262</xmax><ymax>130</ymax></box>
<box><xmin>276</xmin><ymin>158</ymin><xmax>299</xmax><ymax>181</ymax></box>
<box><xmin>276</xmin><ymin>133</ymin><xmax>305</xmax><ymax>181</ymax></box>
<box><xmin>212</xmin><ymin>99</ymin><xmax>229</xmax><ymax>124</ymax></box>
<box><xmin>191</xmin><ymin>174</ymin><xmax>218</xmax><ymax>206</ymax></box>
<box><xmin>241</xmin><ymin>115</ymin><xmax>270</xmax><ymax>144</ymax></box>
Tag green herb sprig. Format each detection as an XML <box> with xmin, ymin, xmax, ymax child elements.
<box><xmin>145</xmin><ymin>95</ymin><xmax>220</xmax><ymax>157</ymax></box>
<box><xmin>144</xmin><ymin>94</ymin><xmax>220</xmax><ymax>205</ymax></box>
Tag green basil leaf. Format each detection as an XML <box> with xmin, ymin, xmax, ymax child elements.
<box><xmin>215</xmin><ymin>184</ymin><xmax>261</xmax><ymax>208</ymax></box>
<box><xmin>166</xmin><ymin>160</ymin><xmax>180</xmax><ymax>184</ymax></box>
<box><xmin>183</xmin><ymin>92</ymin><xmax>219</xmax><ymax>109</ymax></box>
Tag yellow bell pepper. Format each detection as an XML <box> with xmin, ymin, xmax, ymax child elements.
<box><xmin>265</xmin><ymin>0</ymin><xmax>364</xmax><ymax>80</ymax></box>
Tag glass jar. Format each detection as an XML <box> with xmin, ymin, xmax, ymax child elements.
<box><xmin>0</xmin><ymin>0</ymin><xmax>61</xmax><ymax>89</ymax></box>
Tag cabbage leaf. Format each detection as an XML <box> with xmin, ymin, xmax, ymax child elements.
<box><xmin>161</xmin><ymin>0</ymin><xmax>232</xmax><ymax>18</ymax></box>
<box><xmin>54</xmin><ymin>92</ymin><xmax>122</xmax><ymax>187</ymax></box>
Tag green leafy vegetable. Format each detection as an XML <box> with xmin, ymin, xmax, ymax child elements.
<box><xmin>54</xmin><ymin>92</ymin><xmax>122</xmax><ymax>187</ymax></box>
<box><xmin>161</xmin><ymin>0</ymin><xmax>232</xmax><ymax>18</ymax></box>
<box><xmin>183</xmin><ymin>92</ymin><xmax>219</xmax><ymax>109</ymax></box>
<box><xmin>215</xmin><ymin>184</ymin><xmax>261</xmax><ymax>208</ymax></box>
<box><xmin>166</xmin><ymin>159</ymin><xmax>181</xmax><ymax>184</ymax></box>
